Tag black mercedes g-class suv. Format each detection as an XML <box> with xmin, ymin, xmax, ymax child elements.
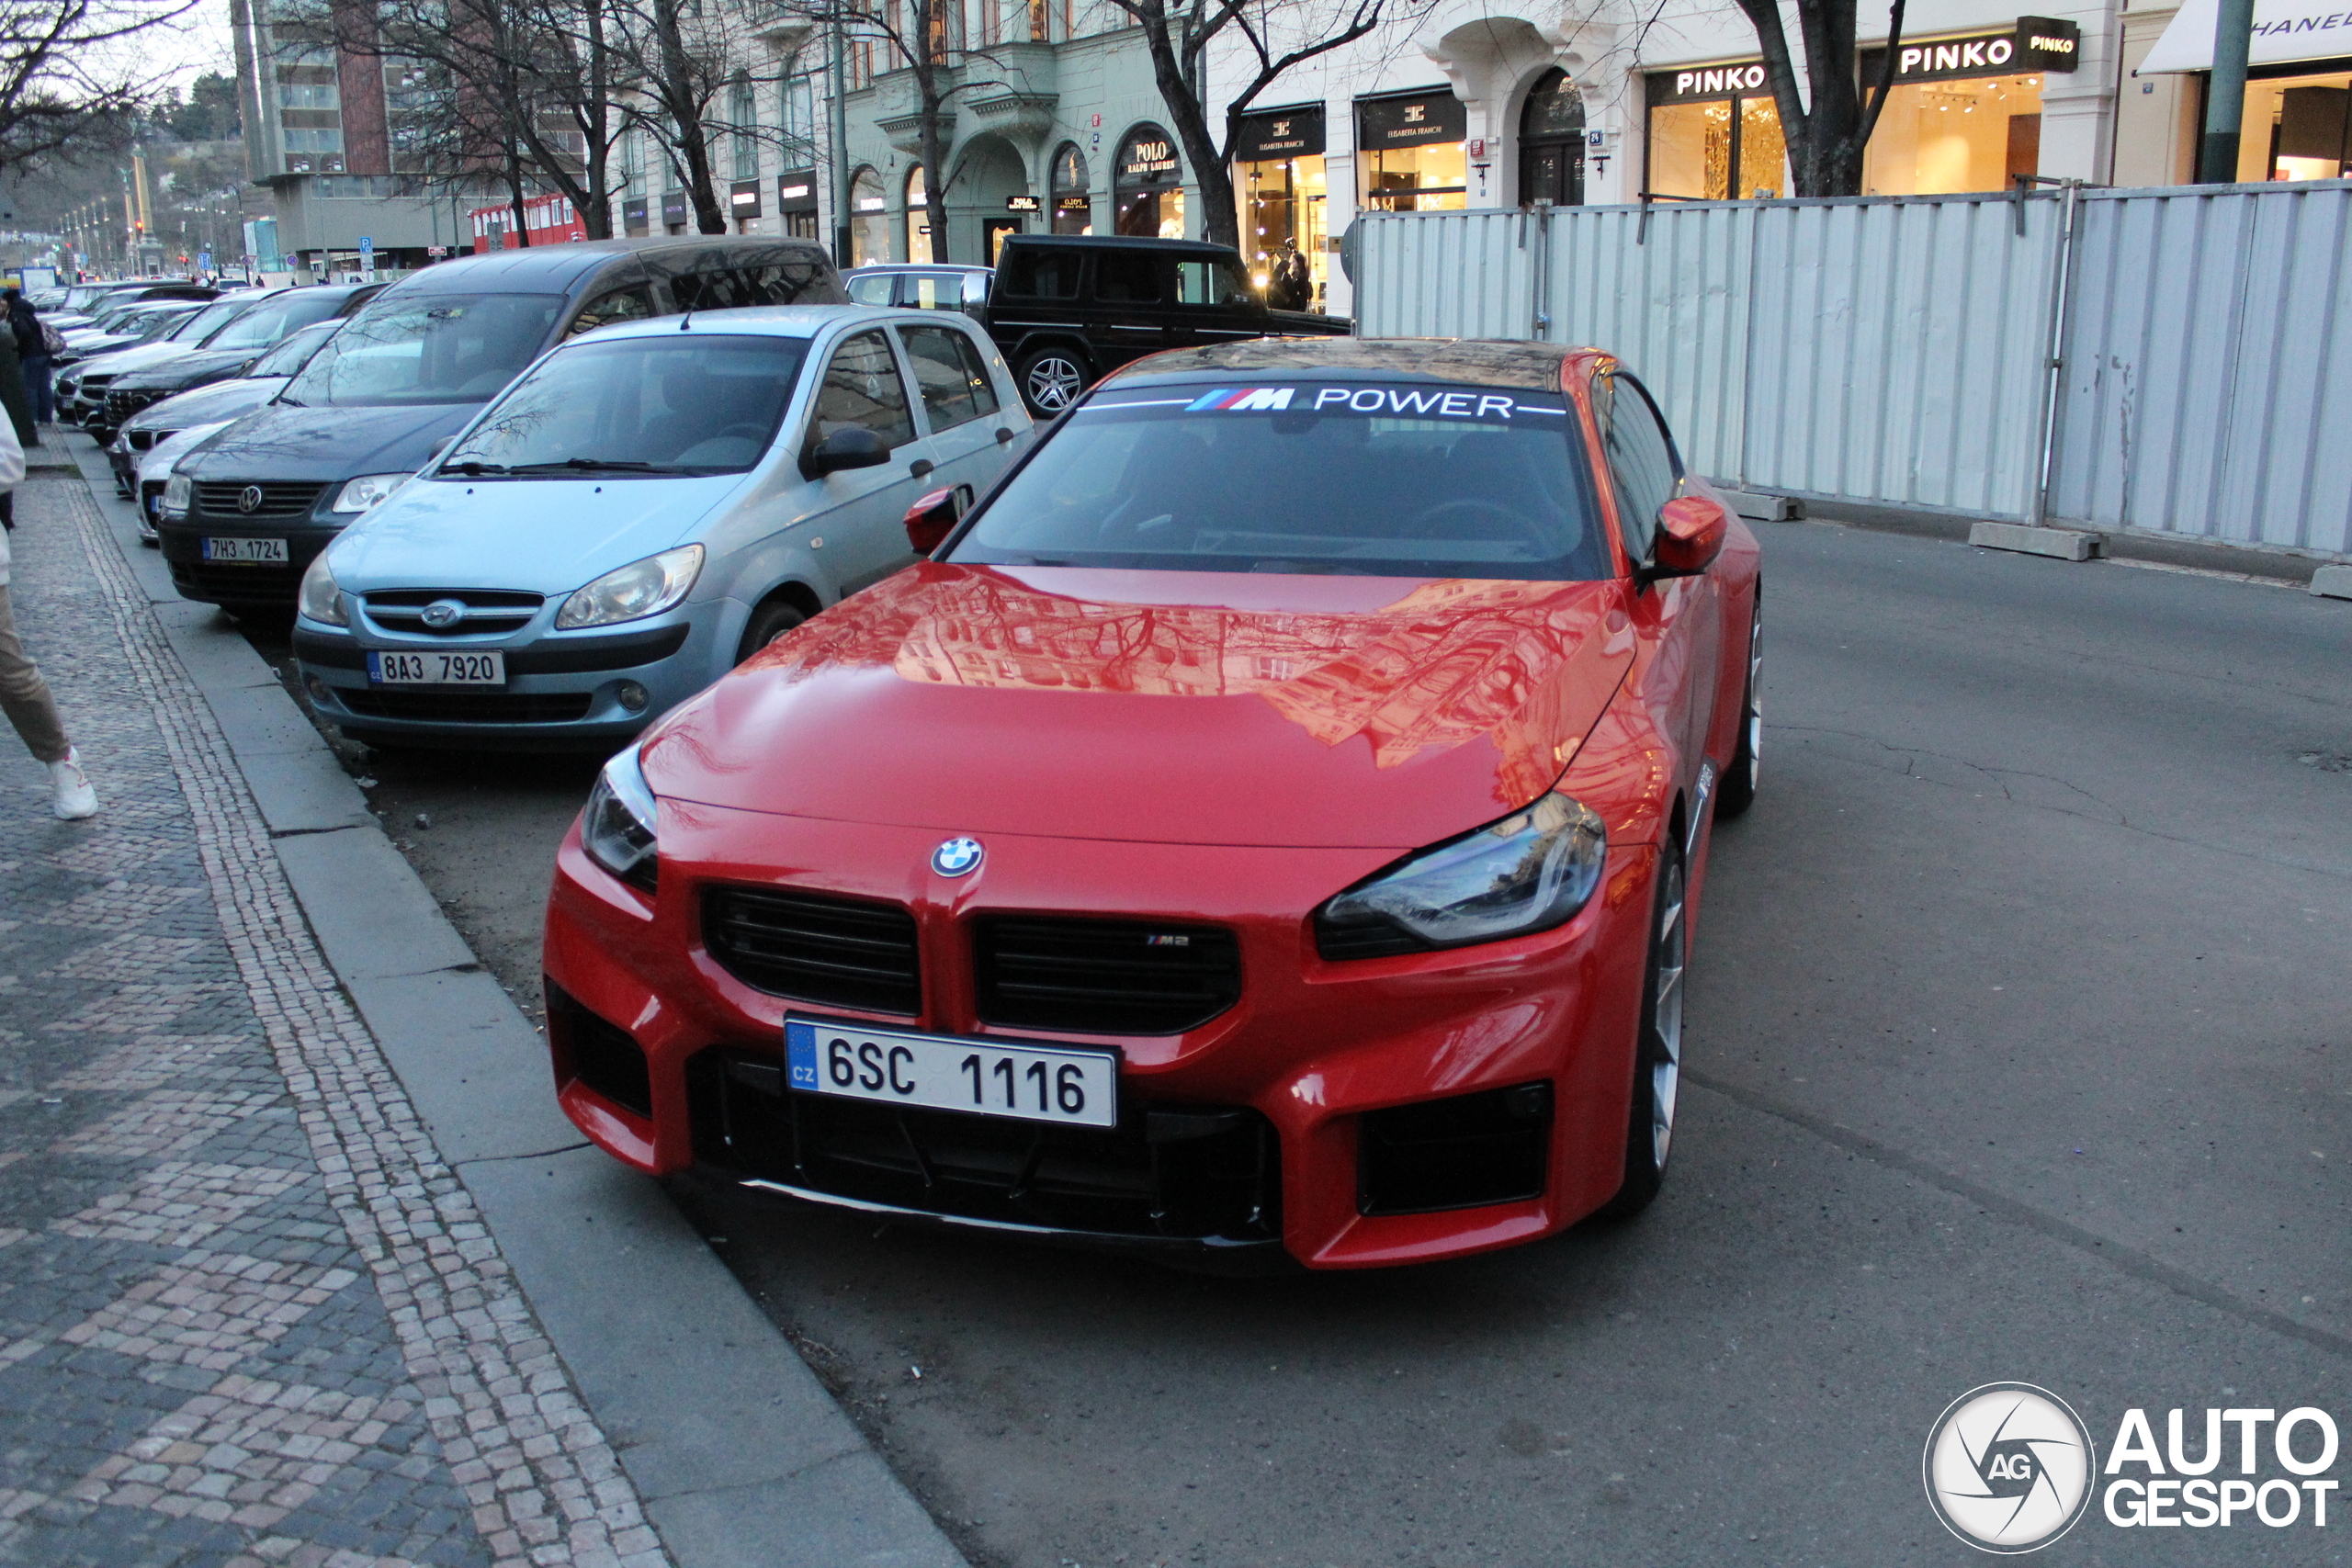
<box><xmin>981</xmin><ymin>234</ymin><xmax>1347</xmax><ymax>416</ymax></box>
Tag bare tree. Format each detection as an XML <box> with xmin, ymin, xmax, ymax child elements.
<box><xmin>0</xmin><ymin>0</ymin><xmax>203</xmax><ymax>172</ymax></box>
<box><xmin>605</xmin><ymin>0</ymin><xmax>785</xmax><ymax>234</ymax></box>
<box><xmin>1733</xmin><ymin>0</ymin><xmax>1907</xmax><ymax>196</ymax></box>
<box><xmin>1104</xmin><ymin>0</ymin><xmax>1385</xmax><ymax>249</ymax></box>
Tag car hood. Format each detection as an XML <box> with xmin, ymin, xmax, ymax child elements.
<box><xmin>75</xmin><ymin>342</ymin><xmax>190</xmax><ymax>377</ymax></box>
<box><xmin>125</xmin><ymin>377</ymin><xmax>285</xmax><ymax>434</ymax></box>
<box><xmin>139</xmin><ymin>422</ymin><xmax>232</xmax><ymax>483</ymax></box>
<box><xmin>180</xmin><ymin>401</ymin><xmax>478</xmax><ymax>484</ymax></box>
<box><xmin>644</xmin><ymin>563</ymin><xmax>1637</xmax><ymax>850</ymax></box>
<box><xmin>117</xmin><ymin>347</ymin><xmax>253</xmax><ymax>390</ymax></box>
<box><xmin>324</xmin><ymin>472</ymin><xmax>748</xmax><ymax>593</ymax></box>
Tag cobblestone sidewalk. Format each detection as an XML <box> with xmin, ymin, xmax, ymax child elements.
<box><xmin>0</xmin><ymin>479</ymin><xmax>666</xmax><ymax>1568</ymax></box>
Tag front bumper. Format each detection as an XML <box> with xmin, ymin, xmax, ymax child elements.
<box><xmin>156</xmin><ymin>516</ymin><xmax>340</xmax><ymax>610</ymax></box>
<box><xmin>295</xmin><ymin>610</ymin><xmax>724</xmax><ymax>750</ymax></box>
<box><xmin>543</xmin><ymin>803</ymin><xmax>1659</xmax><ymax>1269</ymax></box>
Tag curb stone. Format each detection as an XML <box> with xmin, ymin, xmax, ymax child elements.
<box><xmin>61</xmin><ymin>445</ymin><xmax>968</xmax><ymax>1568</ymax></box>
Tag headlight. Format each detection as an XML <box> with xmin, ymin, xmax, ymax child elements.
<box><xmin>161</xmin><ymin>473</ymin><xmax>191</xmax><ymax>519</ymax></box>
<box><xmin>333</xmin><ymin>472</ymin><xmax>411</xmax><ymax>513</ymax></box>
<box><xmin>297</xmin><ymin>553</ymin><xmax>346</xmax><ymax>626</ymax></box>
<box><xmin>582</xmin><ymin>744</ymin><xmax>659</xmax><ymax>892</ymax></box>
<box><xmin>556</xmin><ymin>544</ymin><xmax>704</xmax><ymax>630</ymax></box>
<box><xmin>1315</xmin><ymin>794</ymin><xmax>1608</xmax><ymax>957</ymax></box>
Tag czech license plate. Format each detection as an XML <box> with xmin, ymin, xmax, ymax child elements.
<box><xmin>201</xmin><ymin>536</ymin><xmax>288</xmax><ymax>564</ymax></box>
<box><xmin>366</xmin><ymin>649</ymin><xmax>505</xmax><ymax>686</ymax></box>
<box><xmin>786</xmin><ymin>1017</ymin><xmax>1117</xmax><ymax>1129</ymax></box>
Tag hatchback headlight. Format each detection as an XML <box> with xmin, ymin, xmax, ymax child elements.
<box><xmin>1315</xmin><ymin>795</ymin><xmax>1608</xmax><ymax>957</ymax></box>
<box><xmin>161</xmin><ymin>472</ymin><xmax>191</xmax><ymax>519</ymax></box>
<box><xmin>298</xmin><ymin>553</ymin><xmax>347</xmax><ymax>626</ymax></box>
<box><xmin>556</xmin><ymin>545</ymin><xmax>704</xmax><ymax>630</ymax></box>
<box><xmin>582</xmin><ymin>744</ymin><xmax>659</xmax><ymax>892</ymax></box>
<box><xmin>333</xmin><ymin>472</ymin><xmax>411</xmax><ymax>513</ymax></box>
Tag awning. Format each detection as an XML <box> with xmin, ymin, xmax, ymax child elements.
<box><xmin>2139</xmin><ymin>0</ymin><xmax>2352</xmax><ymax>73</ymax></box>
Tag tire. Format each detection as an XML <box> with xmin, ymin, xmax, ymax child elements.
<box><xmin>1596</xmin><ymin>837</ymin><xmax>1688</xmax><ymax>1220</ymax></box>
<box><xmin>735</xmin><ymin>598</ymin><xmax>807</xmax><ymax>664</ymax></box>
<box><xmin>1714</xmin><ymin>588</ymin><xmax>1761</xmax><ymax>819</ymax></box>
<box><xmin>1017</xmin><ymin>346</ymin><xmax>1088</xmax><ymax>418</ymax></box>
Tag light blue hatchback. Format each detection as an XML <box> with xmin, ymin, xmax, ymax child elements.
<box><xmin>291</xmin><ymin>305</ymin><xmax>1030</xmax><ymax>749</ymax></box>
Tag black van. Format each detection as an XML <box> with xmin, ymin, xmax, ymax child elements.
<box><xmin>156</xmin><ymin>237</ymin><xmax>843</xmax><ymax>613</ymax></box>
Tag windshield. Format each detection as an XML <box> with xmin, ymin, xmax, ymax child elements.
<box><xmin>280</xmin><ymin>292</ymin><xmax>563</xmax><ymax>408</ymax></box>
<box><xmin>130</xmin><ymin>308</ymin><xmax>198</xmax><ymax>340</ymax></box>
<box><xmin>438</xmin><ymin>333</ymin><xmax>808</xmax><ymax>477</ymax></box>
<box><xmin>202</xmin><ymin>289</ymin><xmax>345</xmax><ymax>351</ymax></box>
<box><xmin>252</xmin><ymin>319</ymin><xmax>341</xmax><ymax>378</ymax></box>
<box><xmin>172</xmin><ymin>297</ymin><xmax>253</xmax><ymax>344</ymax></box>
<box><xmin>949</xmin><ymin>381</ymin><xmax>1611</xmax><ymax>580</ymax></box>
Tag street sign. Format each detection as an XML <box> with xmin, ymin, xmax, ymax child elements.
<box><xmin>358</xmin><ymin>234</ymin><xmax>376</xmax><ymax>283</ymax></box>
<box><xmin>197</xmin><ymin>250</ymin><xmax>210</xmax><ymax>271</ymax></box>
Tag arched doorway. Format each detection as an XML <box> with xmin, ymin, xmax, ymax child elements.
<box><xmin>849</xmin><ymin>166</ymin><xmax>888</xmax><ymax>265</ymax></box>
<box><xmin>1050</xmin><ymin>142</ymin><xmax>1091</xmax><ymax>233</ymax></box>
<box><xmin>947</xmin><ymin>135</ymin><xmax>1030</xmax><ymax>263</ymax></box>
<box><xmin>1113</xmin><ymin>124</ymin><xmax>1184</xmax><ymax>237</ymax></box>
<box><xmin>905</xmin><ymin>164</ymin><xmax>933</xmax><ymax>263</ymax></box>
<box><xmin>1519</xmin><ymin>67</ymin><xmax>1585</xmax><ymax>206</ymax></box>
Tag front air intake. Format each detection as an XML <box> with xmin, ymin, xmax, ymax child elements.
<box><xmin>1357</xmin><ymin>1082</ymin><xmax>1553</xmax><ymax>1214</ymax></box>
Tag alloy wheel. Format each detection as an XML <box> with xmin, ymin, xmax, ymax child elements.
<box><xmin>1649</xmin><ymin>852</ymin><xmax>1686</xmax><ymax>1168</ymax></box>
<box><xmin>1025</xmin><ymin>355</ymin><xmax>1082</xmax><ymax>412</ymax></box>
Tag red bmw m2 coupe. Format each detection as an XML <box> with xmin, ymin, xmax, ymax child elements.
<box><xmin>543</xmin><ymin>338</ymin><xmax>1762</xmax><ymax>1270</ymax></box>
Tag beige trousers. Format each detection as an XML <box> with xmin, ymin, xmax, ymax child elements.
<box><xmin>0</xmin><ymin>582</ymin><xmax>70</xmax><ymax>764</ymax></box>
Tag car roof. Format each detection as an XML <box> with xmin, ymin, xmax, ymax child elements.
<box><xmin>1106</xmin><ymin>337</ymin><xmax>1580</xmax><ymax>392</ymax></box>
<box><xmin>846</xmin><ymin>264</ymin><xmax>991</xmax><ymax>275</ymax></box>
<box><xmin>1001</xmin><ymin>234</ymin><xmax>1239</xmax><ymax>256</ymax></box>
<box><xmin>393</xmin><ymin>236</ymin><xmax>835</xmax><ymax>296</ymax></box>
<box><xmin>570</xmin><ymin>303</ymin><xmax>928</xmax><ymax>343</ymax></box>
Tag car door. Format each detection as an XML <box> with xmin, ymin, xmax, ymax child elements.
<box><xmin>1597</xmin><ymin>367</ymin><xmax>1723</xmax><ymax>822</ymax></box>
<box><xmin>1085</xmin><ymin>247</ymin><xmax>1170</xmax><ymax>371</ymax></box>
<box><xmin>894</xmin><ymin>319</ymin><xmax>1023</xmax><ymax>513</ymax></box>
<box><xmin>1169</xmin><ymin>254</ymin><xmax>1267</xmax><ymax>351</ymax></box>
<box><xmin>799</xmin><ymin>326</ymin><xmax>929</xmax><ymax>598</ymax></box>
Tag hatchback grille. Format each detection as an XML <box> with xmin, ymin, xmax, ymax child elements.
<box><xmin>193</xmin><ymin>481</ymin><xmax>325</xmax><ymax>519</ymax></box>
<box><xmin>335</xmin><ymin>689</ymin><xmax>593</xmax><ymax>724</ymax></box>
<box><xmin>688</xmin><ymin>1050</ymin><xmax>1281</xmax><ymax>1242</ymax></box>
<box><xmin>974</xmin><ymin>917</ymin><xmax>1240</xmax><ymax>1035</ymax></box>
<box><xmin>362</xmin><ymin>589</ymin><xmax>543</xmax><ymax>637</ymax></box>
<box><xmin>704</xmin><ymin>886</ymin><xmax>921</xmax><ymax>1015</ymax></box>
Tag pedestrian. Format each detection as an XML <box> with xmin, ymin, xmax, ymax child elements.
<box><xmin>6</xmin><ymin>288</ymin><xmax>50</xmax><ymax>429</ymax></box>
<box><xmin>0</xmin><ymin>414</ymin><xmax>97</xmax><ymax>818</ymax></box>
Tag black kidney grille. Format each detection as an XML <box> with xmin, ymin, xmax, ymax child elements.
<box><xmin>705</xmin><ymin>886</ymin><xmax>921</xmax><ymax>1015</ymax></box>
<box><xmin>193</xmin><ymin>481</ymin><xmax>326</xmax><ymax>519</ymax></box>
<box><xmin>974</xmin><ymin>917</ymin><xmax>1240</xmax><ymax>1035</ymax></box>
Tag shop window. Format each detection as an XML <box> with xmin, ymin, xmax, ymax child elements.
<box><xmin>1051</xmin><ymin>142</ymin><xmax>1091</xmax><ymax>234</ymax></box>
<box><xmin>1646</xmin><ymin>65</ymin><xmax>1784</xmax><ymax>199</ymax></box>
<box><xmin>1234</xmin><ymin>106</ymin><xmax>1326</xmax><ymax>308</ymax></box>
<box><xmin>1358</xmin><ymin>90</ymin><xmax>1468</xmax><ymax>212</ymax></box>
<box><xmin>850</xmin><ymin>166</ymin><xmax>888</xmax><ymax>265</ymax></box>
<box><xmin>1114</xmin><ymin>124</ymin><xmax>1184</xmax><ymax>238</ymax></box>
<box><xmin>906</xmin><ymin>165</ymin><xmax>933</xmax><ymax>264</ymax></box>
<box><xmin>2239</xmin><ymin>73</ymin><xmax>2352</xmax><ymax>182</ymax></box>
<box><xmin>1519</xmin><ymin>68</ymin><xmax>1585</xmax><ymax>206</ymax></box>
<box><xmin>1860</xmin><ymin>73</ymin><xmax>2044</xmax><ymax>193</ymax></box>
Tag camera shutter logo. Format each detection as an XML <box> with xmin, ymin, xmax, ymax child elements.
<box><xmin>1923</xmin><ymin>1383</ymin><xmax>2097</xmax><ymax>1552</ymax></box>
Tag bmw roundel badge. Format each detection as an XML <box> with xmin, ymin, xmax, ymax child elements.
<box><xmin>931</xmin><ymin>837</ymin><xmax>984</xmax><ymax>877</ymax></box>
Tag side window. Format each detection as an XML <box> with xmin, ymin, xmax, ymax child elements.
<box><xmin>996</xmin><ymin>250</ymin><xmax>1081</xmax><ymax>299</ymax></box>
<box><xmin>1600</xmin><ymin>372</ymin><xmax>1680</xmax><ymax>562</ymax></box>
<box><xmin>1092</xmin><ymin>252</ymin><xmax>1161</xmax><ymax>304</ymax></box>
<box><xmin>1174</xmin><ymin>259</ymin><xmax>1250</xmax><ymax>306</ymax></box>
<box><xmin>673</xmin><ymin>270</ymin><xmax>748</xmax><ymax>311</ymax></box>
<box><xmin>566</xmin><ymin>287</ymin><xmax>654</xmax><ymax>340</ymax></box>
<box><xmin>899</xmin><ymin>324</ymin><xmax>1000</xmax><ymax>433</ymax></box>
<box><xmin>846</xmin><ymin>274</ymin><xmax>896</xmax><ymax>306</ymax></box>
<box><xmin>806</xmin><ymin>330</ymin><xmax>916</xmax><ymax>454</ymax></box>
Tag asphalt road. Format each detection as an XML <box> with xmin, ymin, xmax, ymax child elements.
<box><xmin>254</xmin><ymin>518</ymin><xmax>2352</xmax><ymax>1567</ymax></box>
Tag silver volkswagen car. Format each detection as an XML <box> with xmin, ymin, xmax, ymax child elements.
<box><xmin>292</xmin><ymin>306</ymin><xmax>1030</xmax><ymax>749</ymax></box>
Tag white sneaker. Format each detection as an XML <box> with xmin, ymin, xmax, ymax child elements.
<box><xmin>50</xmin><ymin>748</ymin><xmax>98</xmax><ymax>819</ymax></box>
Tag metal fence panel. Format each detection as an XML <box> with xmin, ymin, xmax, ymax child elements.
<box><xmin>2048</xmin><ymin>184</ymin><xmax>2352</xmax><ymax>555</ymax></box>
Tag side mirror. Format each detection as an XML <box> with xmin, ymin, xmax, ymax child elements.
<box><xmin>802</xmin><ymin>425</ymin><xmax>891</xmax><ymax>479</ymax></box>
<box><xmin>1645</xmin><ymin>494</ymin><xmax>1728</xmax><ymax>582</ymax></box>
<box><xmin>904</xmin><ymin>485</ymin><xmax>969</xmax><ymax>556</ymax></box>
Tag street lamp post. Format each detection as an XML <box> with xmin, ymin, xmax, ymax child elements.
<box><xmin>2199</xmin><ymin>0</ymin><xmax>2258</xmax><ymax>183</ymax></box>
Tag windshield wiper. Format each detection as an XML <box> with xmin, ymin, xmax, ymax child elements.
<box><xmin>445</xmin><ymin>459</ymin><xmax>512</xmax><ymax>475</ymax></box>
<box><xmin>508</xmin><ymin>457</ymin><xmax>679</xmax><ymax>474</ymax></box>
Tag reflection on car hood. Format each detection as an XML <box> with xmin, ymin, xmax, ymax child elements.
<box><xmin>72</xmin><ymin>342</ymin><xmax>193</xmax><ymax>378</ymax></box>
<box><xmin>138</xmin><ymin>422</ymin><xmax>232</xmax><ymax>484</ymax></box>
<box><xmin>123</xmin><ymin>377</ymin><xmax>288</xmax><ymax>434</ymax></box>
<box><xmin>645</xmin><ymin>562</ymin><xmax>1636</xmax><ymax>849</ymax></box>
<box><xmin>323</xmin><ymin>473</ymin><xmax>747</xmax><ymax>594</ymax></box>
<box><xmin>179</xmin><ymin>402</ymin><xmax>476</xmax><ymax>483</ymax></box>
